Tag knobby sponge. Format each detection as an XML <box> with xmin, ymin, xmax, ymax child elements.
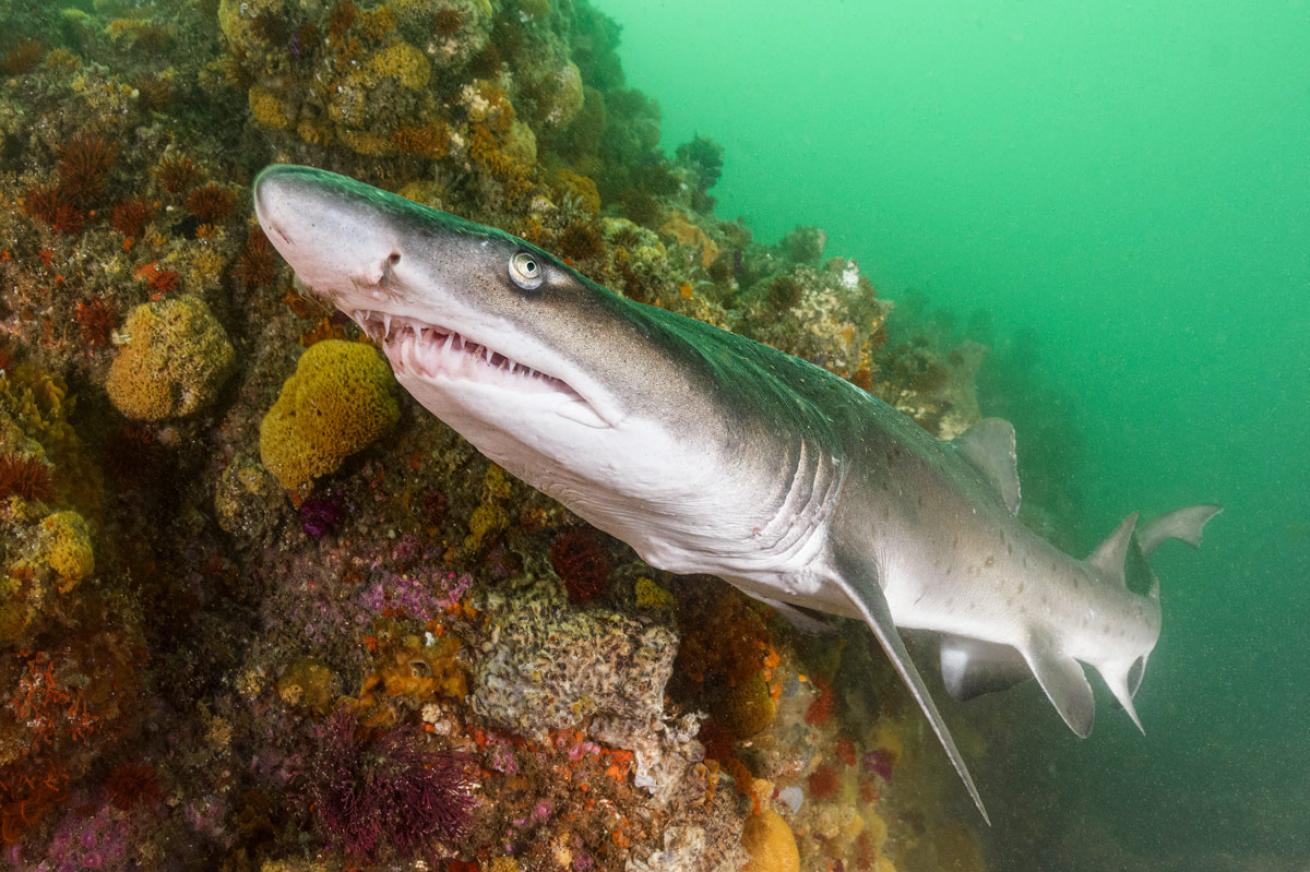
<box><xmin>106</xmin><ymin>296</ymin><xmax>236</xmax><ymax>420</ymax></box>
<box><xmin>259</xmin><ymin>340</ymin><xmax>399</xmax><ymax>492</ymax></box>
<box><xmin>40</xmin><ymin>510</ymin><xmax>95</xmax><ymax>589</ymax></box>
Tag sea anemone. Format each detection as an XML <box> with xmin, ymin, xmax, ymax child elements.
<box><xmin>110</xmin><ymin>198</ymin><xmax>154</xmax><ymax>239</ymax></box>
<box><xmin>57</xmin><ymin>133</ymin><xmax>117</xmax><ymax>206</ymax></box>
<box><xmin>74</xmin><ymin>299</ymin><xmax>118</xmax><ymax>348</ymax></box>
<box><xmin>104</xmin><ymin>762</ymin><xmax>161</xmax><ymax>811</ymax></box>
<box><xmin>24</xmin><ymin>185</ymin><xmax>83</xmax><ymax>235</ymax></box>
<box><xmin>557</xmin><ymin>222</ymin><xmax>605</xmax><ymax>262</ymax></box>
<box><xmin>305</xmin><ymin>711</ymin><xmax>475</xmax><ymax>861</ymax></box>
<box><xmin>433</xmin><ymin>8</ymin><xmax>464</xmax><ymax>37</ymax></box>
<box><xmin>233</xmin><ymin>227</ymin><xmax>281</xmax><ymax>288</ymax></box>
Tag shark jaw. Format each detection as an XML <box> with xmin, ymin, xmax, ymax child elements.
<box><xmin>349</xmin><ymin>308</ymin><xmax>610</xmax><ymax>431</ymax></box>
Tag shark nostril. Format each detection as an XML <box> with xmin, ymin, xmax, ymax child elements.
<box><xmin>388</xmin><ymin>252</ymin><xmax>401</xmax><ymax>264</ymax></box>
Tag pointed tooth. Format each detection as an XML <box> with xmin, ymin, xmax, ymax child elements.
<box><xmin>382</xmin><ymin>314</ymin><xmax>392</xmax><ymax>339</ymax></box>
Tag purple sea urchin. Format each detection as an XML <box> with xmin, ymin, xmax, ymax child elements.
<box><xmin>306</xmin><ymin>711</ymin><xmax>475</xmax><ymax>861</ymax></box>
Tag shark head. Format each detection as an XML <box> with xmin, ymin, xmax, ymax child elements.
<box><xmin>253</xmin><ymin>165</ymin><xmax>739</xmax><ymax>523</ymax></box>
<box><xmin>254</xmin><ymin>164</ymin><xmax>628</xmax><ymax>430</ymax></box>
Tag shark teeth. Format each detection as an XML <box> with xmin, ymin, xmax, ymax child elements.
<box><xmin>352</xmin><ymin>309</ymin><xmax>576</xmax><ymax>400</ymax></box>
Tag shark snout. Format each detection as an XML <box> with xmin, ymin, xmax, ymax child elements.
<box><xmin>252</xmin><ymin>165</ymin><xmax>301</xmax><ymax>247</ymax></box>
<box><xmin>253</xmin><ymin>165</ymin><xmax>405</xmax><ymax>302</ymax></box>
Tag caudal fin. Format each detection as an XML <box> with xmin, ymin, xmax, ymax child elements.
<box><xmin>1098</xmin><ymin>657</ymin><xmax>1147</xmax><ymax>734</ymax></box>
<box><xmin>1138</xmin><ymin>504</ymin><xmax>1223</xmax><ymax>557</ymax></box>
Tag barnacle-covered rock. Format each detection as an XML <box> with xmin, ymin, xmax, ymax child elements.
<box><xmin>472</xmin><ymin>578</ymin><xmax>702</xmax><ymax>802</ymax></box>
<box><xmin>105</xmin><ymin>296</ymin><xmax>236</xmax><ymax>421</ymax></box>
<box><xmin>472</xmin><ymin>578</ymin><xmax>675</xmax><ymax>732</ymax></box>
<box><xmin>258</xmin><ymin>339</ymin><xmax>399</xmax><ymax>492</ymax></box>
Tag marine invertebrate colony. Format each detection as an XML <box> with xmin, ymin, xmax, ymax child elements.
<box><xmin>0</xmin><ymin>454</ymin><xmax>54</xmax><ymax>503</ymax></box>
<box><xmin>258</xmin><ymin>338</ymin><xmax>399</xmax><ymax>492</ymax></box>
<box><xmin>105</xmin><ymin>296</ymin><xmax>236</xmax><ymax>420</ymax></box>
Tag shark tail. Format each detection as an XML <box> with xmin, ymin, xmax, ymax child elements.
<box><xmin>1085</xmin><ymin>504</ymin><xmax>1222</xmax><ymax>734</ymax></box>
<box><xmin>1138</xmin><ymin>504</ymin><xmax>1223</xmax><ymax>557</ymax></box>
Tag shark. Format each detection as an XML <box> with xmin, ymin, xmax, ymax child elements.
<box><xmin>253</xmin><ymin>164</ymin><xmax>1221</xmax><ymax>822</ymax></box>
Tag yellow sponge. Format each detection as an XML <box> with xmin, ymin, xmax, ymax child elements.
<box><xmin>259</xmin><ymin>340</ymin><xmax>399</xmax><ymax>492</ymax></box>
<box><xmin>106</xmin><ymin>296</ymin><xmax>235</xmax><ymax>420</ymax></box>
<box><xmin>40</xmin><ymin>510</ymin><xmax>94</xmax><ymax>590</ymax></box>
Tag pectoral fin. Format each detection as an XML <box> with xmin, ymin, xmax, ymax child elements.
<box><xmin>833</xmin><ymin>549</ymin><xmax>990</xmax><ymax>825</ymax></box>
<box><xmin>1021</xmin><ymin>636</ymin><xmax>1095</xmax><ymax>738</ymax></box>
<box><xmin>939</xmin><ymin>635</ymin><xmax>1031</xmax><ymax>701</ymax></box>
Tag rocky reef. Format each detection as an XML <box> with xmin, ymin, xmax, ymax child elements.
<box><xmin>0</xmin><ymin>0</ymin><xmax>990</xmax><ymax>868</ymax></box>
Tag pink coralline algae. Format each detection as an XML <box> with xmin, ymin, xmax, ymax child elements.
<box><xmin>36</xmin><ymin>802</ymin><xmax>132</xmax><ymax>872</ymax></box>
<box><xmin>358</xmin><ymin>571</ymin><xmax>472</xmax><ymax>622</ymax></box>
<box><xmin>306</xmin><ymin>711</ymin><xmax>475</xmax><ymax>861</ymax></box>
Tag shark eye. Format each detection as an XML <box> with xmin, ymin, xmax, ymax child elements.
<box><xmin>508</xmin><ymin>251</ymin><xmax>544</xmax><ymax>291</ymax></box>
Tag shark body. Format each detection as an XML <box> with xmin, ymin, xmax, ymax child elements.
<box><xmin>254</xmin><ymin>165</ymin><xmax>1220</xmax><ymax>822</ymax></box>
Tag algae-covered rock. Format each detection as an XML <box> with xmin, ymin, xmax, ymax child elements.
<box><xmin>277</xmin><ymin>656</ymin><xmax>340</xmax><ymax>715</ymax></box>
<box><xmin>106</xmin><ymin>296</ymin><xmax>236</xmax><ymax>420</ymax></box>
<box><xmin>214</xmin><ymin>451</ymin><xmax>284</xmax><ymax>543</ymax></box>
<box><xmin>258</xmin><ymin>339</ymin><xmax>399</xmax><ymax>492</ymax></box>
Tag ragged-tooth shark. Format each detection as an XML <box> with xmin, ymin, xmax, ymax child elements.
<box><xmin>253</xmin><ymin>164</ymin><xmax>1221</xmax><ymax>822</ymax></box>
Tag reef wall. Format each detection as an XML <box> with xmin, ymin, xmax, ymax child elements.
<box><xmin>0</xmin><ymin>1</ymin><xmax>990</xmax><ymax>868</ymax></box>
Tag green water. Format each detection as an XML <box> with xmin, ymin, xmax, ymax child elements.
<box><xmin>604</xmin><ymin>0</ymin><xmax>1310</xmax><ymax>866</ymax></box>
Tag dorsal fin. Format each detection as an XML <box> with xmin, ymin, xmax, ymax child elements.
<box><xmin>953</xmin><ymin>418</ymin><xmax>1021</xmax><ymax>514</ymax></box>
<box><xmin>1088</xmin><ymin>512</ymin><xmax>1139</xmax><ymax>585</ymax></box>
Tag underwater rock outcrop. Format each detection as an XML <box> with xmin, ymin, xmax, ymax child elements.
<box><xmin>0</xmin><ymin>0</ymin><xmax>996</xmax><ymax>867</ymax></box>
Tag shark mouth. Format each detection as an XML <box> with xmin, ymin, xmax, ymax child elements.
<box><xmin>353</xmin><ymin>310</ymin><xmax>598</xmax><ymax>415</ymax></box>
